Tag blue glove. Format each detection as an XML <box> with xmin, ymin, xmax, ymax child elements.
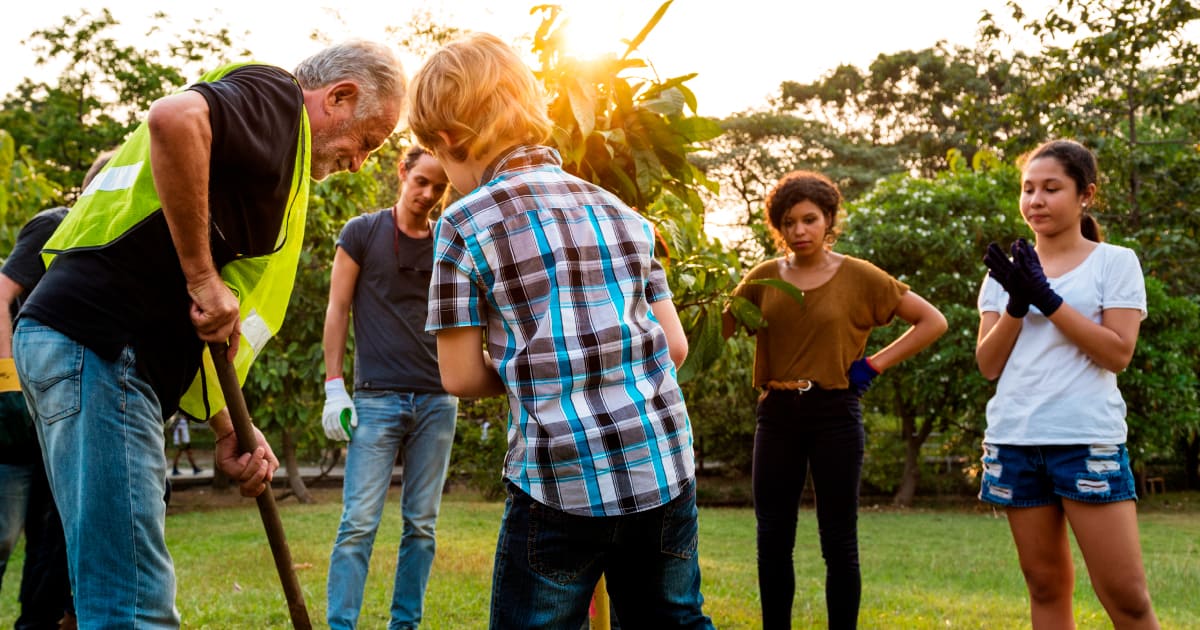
<box><xmin>1011</xmin><ymin>239</ymin><xmax>1063</xmax><ymax>317</ymax></box>
<box><xmin>847</xmin><ymin>357</ymin><xmax>879</xmax><ymax>397</ymax></box>
<box><xmin>982</xmin><ymin>242</ymin><xmax>1030</xmax><ymax>318</ymax></box>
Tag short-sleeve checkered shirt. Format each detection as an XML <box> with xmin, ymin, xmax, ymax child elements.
<box><xmin>426</xmin><ymin>145</ymin><xmax>695</xmax><ymax>516</ymax></box>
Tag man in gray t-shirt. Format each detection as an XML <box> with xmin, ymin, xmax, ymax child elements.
<box><xmin>321</xmin><ymin>147</ymin><xmax>457</xmax><ymax>629</ymax></box>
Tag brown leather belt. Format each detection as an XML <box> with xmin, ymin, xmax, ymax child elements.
<box><xmin>762</xmin><ymin>379</ymin><xmax>814</xmax><ymax>392</ymax></box>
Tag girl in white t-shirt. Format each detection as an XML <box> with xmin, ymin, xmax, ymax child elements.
<box><xmin>976</xmin><ymin>139</ymin><xmax>1158</xmax><ymax>629</ymax></box>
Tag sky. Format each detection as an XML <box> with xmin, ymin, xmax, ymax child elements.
<box><xmin>0</xmin><ymin>0</ymin><xmax>1056</xmax><ymax>118</ymax></box>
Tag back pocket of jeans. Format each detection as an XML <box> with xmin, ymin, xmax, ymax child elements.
<box><xmin>527</xmin><ymin>502</ymin><xmax>601</xmax><ymax>584</ymax></box>
<box><xmin>21</xmin><ymin>336</ymin><xmax>83</xmax><ymax>425</ymax></box>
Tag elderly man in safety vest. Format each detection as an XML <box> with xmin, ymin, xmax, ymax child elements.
<box><xmin>13</xmin><ymin>40</ymin><xmax>406</xmax><ymax>626</ymax></box>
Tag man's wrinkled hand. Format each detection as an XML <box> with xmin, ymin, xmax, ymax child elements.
<box><xmin>188</xmin><ymin>272</ymin><xmax>241</xmax><ymax>361</ymax></box>
<box><xmin>214</xmin><ymin>424</ymin><xmax>279</xmax><ymax>498</ymax></box>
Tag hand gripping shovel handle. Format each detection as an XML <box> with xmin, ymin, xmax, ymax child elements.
<box><xmin>208</xmin><ymin>342</ymin><xmax>313</xmax><ymax>629</ymax></box>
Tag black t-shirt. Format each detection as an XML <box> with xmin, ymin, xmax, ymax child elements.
<box><xmin>2</xmin><ymin>206</ymin><xmax>68</xmax><ymax>317</ymax></box>
<box><xmin>0</xmin><ymin>207</ymin><xmax>67</xmax><ymax>464</ymax></box>
<box><xmin>20</xmin><ymin>65</ymin><xmax>304</xmax><ymax>419</ymax></box>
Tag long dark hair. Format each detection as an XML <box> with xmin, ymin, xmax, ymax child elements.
<box><xmin>1018</xmin><ymin>139</ymin><xmax>1104</xmax><ymax>242</ymax></box>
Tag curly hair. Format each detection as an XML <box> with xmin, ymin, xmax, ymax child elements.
<box><xmin>764</xmin><ymin>170</ymin><xmax>842</xmax><ymax>251</ymax></box>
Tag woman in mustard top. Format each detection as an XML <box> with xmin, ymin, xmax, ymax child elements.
<box><xmin>724</xmin><ymin>171</ymin><xmax>946</xmax><ymax>629</ymax></box>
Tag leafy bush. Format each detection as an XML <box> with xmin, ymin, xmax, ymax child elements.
<box><xmin>449</xmin><ymin>397</ymin><xmax>509</xmax><ymax>500</ymax></box>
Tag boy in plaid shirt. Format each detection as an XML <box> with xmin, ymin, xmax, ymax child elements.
<box><xmin>409</xmin><ymin>32</ymin><xmax>713</xmax><ymax>630</ymax></box>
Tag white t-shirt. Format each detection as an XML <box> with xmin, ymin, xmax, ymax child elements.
<box><xmin>977</xmin><ymin>242</ymin><xmax>1147</xmax><ymax>445</ymax></box>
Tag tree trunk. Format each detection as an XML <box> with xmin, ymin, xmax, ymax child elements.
<box><xmin>1184</xmin><ymin>430</ymin><xmax>1200</xmax><ymax>491</ymax></box>
<box><xmin>893</xmin><ymin>413</ymin><xmax>934</xmax><ymax>507</ymax></box>
<box><xmin>1127</xmin><ymin>89</ymin><xmax>1141</xmax><ymax>229</ymax></box>
<box><xmin>282</xmin><ymin>427</ymin><xmax>313</xmax><ymax>504</ymax></box>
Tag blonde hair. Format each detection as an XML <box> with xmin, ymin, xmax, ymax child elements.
<box><xmin>408</xmin><ymin>32</ymin><xmax>551</xmax><ymax>162</ymax></box>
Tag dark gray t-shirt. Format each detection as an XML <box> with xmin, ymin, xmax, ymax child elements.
<box><xmin>338</xmin><ymin>209</ymin><xmax>444</xmax><ymax>392</ymax></box>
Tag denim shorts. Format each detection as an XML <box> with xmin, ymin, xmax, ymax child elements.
<box><xmin>978</xmin><ymin>443</ymin><xmax>1138</xmax><ymax>507</ymax></box>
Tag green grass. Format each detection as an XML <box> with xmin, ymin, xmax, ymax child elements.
<box><xmin>2</xmin><ymin>488</ymin><xmax>1197</xmax><ymax>628</ymax></box>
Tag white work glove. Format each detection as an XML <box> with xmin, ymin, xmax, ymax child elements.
<box><xmin>322</xmin><ymin>378</ymin><xmax>358</xmax><ymax>441</ymax></box>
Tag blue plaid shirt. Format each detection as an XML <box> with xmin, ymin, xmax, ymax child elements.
<box><xmin>426</xmin><ymin>145</ymin><xmax>695</xmax><ymax>516</ymax></box>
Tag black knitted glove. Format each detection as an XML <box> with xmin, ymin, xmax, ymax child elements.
<box><xmin>1011</xmin><ymin>239</ymin><xmax>1063</xmax><ymax>316</ymax></box>
<box><xmin>983</xmin><ymin>242</ymin><xmax>1030</xmax><ymax>318</ymax></box>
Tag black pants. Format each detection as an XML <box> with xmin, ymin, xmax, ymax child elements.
<box><xmin>17</xmin><ymin>457</ymin><xmax>73</xmax><ymax>630</ymax></box>
<box><xmin>753</xmin><ymin>388</ymin><xmax>864</xmax><ymax>630</ymax></box>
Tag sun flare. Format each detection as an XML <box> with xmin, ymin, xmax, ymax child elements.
<box><xmin>558</xmin><ymin>3</ymin><xmax>635</xmax><ymax>59</ymax></box>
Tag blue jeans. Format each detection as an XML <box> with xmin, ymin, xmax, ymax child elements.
<box><xmin>14</xmin><ymin>319</ymin><xmax>178</xmax><ymax>628</ymax></box>
<box><xmin>327</xmin><ymin>390</ymin><xmax>458</xmax><ymax>630</ymax></box>
<box><xmin>490</xmin><ymin>479</ymin><xmax>713</xmax><ymax>630</ymax></box>
<box><xmin>754</xmin><ymin>388</ymin><xmax>865</xmax><ymax>630</ymax></box>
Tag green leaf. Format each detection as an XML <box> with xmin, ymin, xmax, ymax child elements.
<box><xmin>621</xmin><ymin>1</ymin><xmax>673</xmax><ymax>61</ymax></box>
<box><xmin>566</xmin><ymin>80</ymin><xmax>596</xmax><ymax>138</ymax></box>
<box><xmin>727</xmin><ymin>295</ymin><xmax>767</xmax><ymax>332</ymax></box>
<box><xmin>672</xmin><ymin>116</ymin><xmax>725</xmax><ymax>143</ymax></box>
<box><xmin>748</xmin><ymin>278</ymin><xmax>805</xmax><ymax>306</ymax></box>
<box><xmin>676</xmin><ymin>302</ymin><xmax>721</xmax><ymax>383</ymax></box>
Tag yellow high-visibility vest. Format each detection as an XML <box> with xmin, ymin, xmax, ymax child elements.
<box><xmin>43</xmin><ymin>62</ymin><xmax>311</xmax><ymax>419</ymax></box>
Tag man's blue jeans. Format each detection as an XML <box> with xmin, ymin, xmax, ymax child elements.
<box><xmin>489</xmin><ymin>479</ymin><xmax>714</xmax><ymax>630</ymax></box>
<box><xmin>327</xmin><ymin>390</ymin><xmax>458</xmax><ymax>630</ymax></box>
<box><xmin>13</xmin><ymin>319</ymin><xmax>178</xmax><ymax>628</ymax></box>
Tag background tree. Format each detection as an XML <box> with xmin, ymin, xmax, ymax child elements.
<box><xmin>0</xmin><ymin>130</ymin><xmax>60</xmax><ymax>252</ymax></box>
<box><xmin>774</xmin><ymin>43</ymin><xmax>1040</xmax><ymax>177</ymax></box>
<box><xmin>0</xmin><ymin>9</ymin><xmax>240</xmax><ymax>195</ymax></box>
<box><xmin>982</xmin><ymin>0</ymin><xmax>1200</xmax><ymax>294</ymax></box>
<box><xmin>1119</xmin><ymin>276</ymin><xmax>1200</xmax><ymax>488</ymax></box>
<box><xmin>695</xmin><ymin>111</ymin><xmax>904</xmax><ymax>267</ymax></box>
<box><xmin>838</xmin><ymin>151</ymin><xmax>1024</xmax><ymax>506</ymax></box>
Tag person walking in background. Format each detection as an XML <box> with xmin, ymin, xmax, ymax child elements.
<box><xmin>976</xmin><ymin>139</ymin><xmax>1158</xmax><ymax>629</ymax></box>
<box><xmin>169</xmin><ymin>412</ymin><xmax>203</xmax><ymax>477</ymax></box>
<box><xmin>12</xmin><ymin>40</ymin><xmax>407</xmax><ymax>626</ymax></box>
<box><xmin>0</xmin><ymin>150</ymin><xmax>111</xmax><ymax>630</ymax></box>
<box><xmin>409</xmin><ymin>32</ymin><xmax>713</xmax><ymax>629</ymax></box>
<box><xmin>723</xmin><ymin>170</ymin><xmax>946</xmax><ymax>629</ymax></box>
<box><xmin>322</xmin><ymin>145</ymin><xmax>457</xmax><ymax>629</ymax></box>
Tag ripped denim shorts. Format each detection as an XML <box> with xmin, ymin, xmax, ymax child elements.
<box><xmin>978</xmin><ymin>443</ymin><xmax>1137</xmax><ymax>507</ymax></box>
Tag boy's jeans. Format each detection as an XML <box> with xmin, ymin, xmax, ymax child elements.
<box><xmin>14</xmin><ymin>319</ymin><xmax>178</xmax><ymax>628</ymax></box>
<box><xmin>327</xmin><ymin>390</ymin><xmax>457</xmax><ymax>630</ymax></box>
<box><xmin>489</xmin><ymin>479</ymin><xmax>714</xmax><ymax>630</ymax></box>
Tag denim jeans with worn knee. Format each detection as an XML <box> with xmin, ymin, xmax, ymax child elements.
<box><xmin>754</xmin><ymin>388</ymin><xmax>865</xmax><ymax>630</ymax></box>
<box><xmin>489</xmin><ymin>479</ymin><xmax>714</xmax><ymax>630</ymax></box>
<box><xmin>327</xmin><ymin>390</ymin><xmax>458</xmax><ymax>630</ymax></box>
<box><xmin>14</xmin><ymin>318</ymin><xmax>178</xmax><ymax>628</ymax></box>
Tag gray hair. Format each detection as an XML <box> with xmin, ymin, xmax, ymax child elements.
<box><xmin>293</xmin><ymin>39</ymin><xmax>407</xmax><ymax>119</ymax></box>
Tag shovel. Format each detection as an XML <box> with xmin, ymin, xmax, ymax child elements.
<box><xmin>208</xmin><ymin>342</ymin><xmax>313</xmax><ymax>629</ymax></box>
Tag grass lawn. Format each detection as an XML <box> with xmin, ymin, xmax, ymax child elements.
<box><xmin>1</xmin><ymin>486</ymin><xmax>1197</xmax><ymax>628</ymax></box>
